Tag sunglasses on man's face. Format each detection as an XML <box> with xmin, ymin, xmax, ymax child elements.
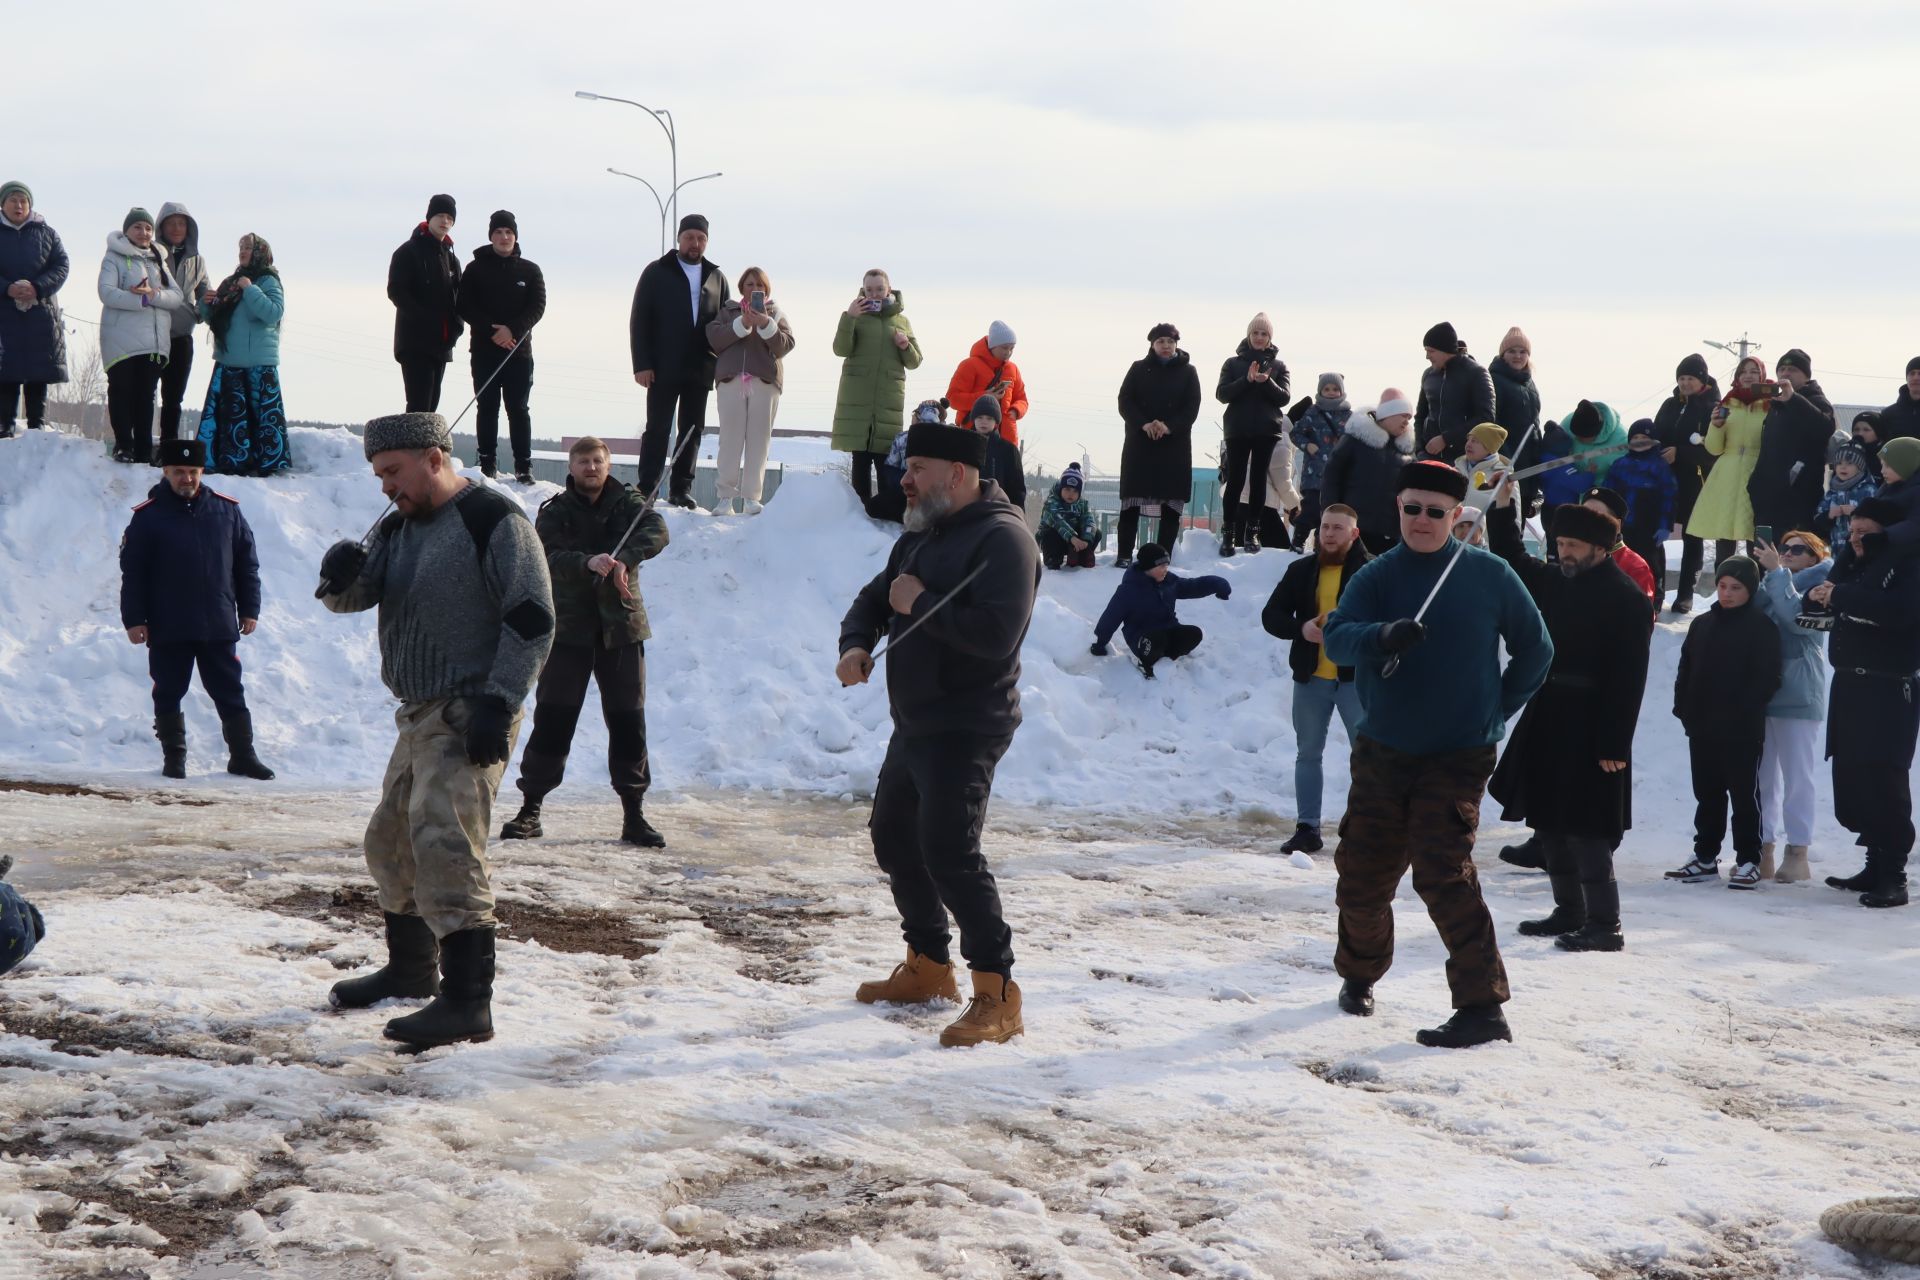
<box><xmin>1402</xmin><ymin>502</ymin><xmax>1454</xmax><ymax>521</ymax></box>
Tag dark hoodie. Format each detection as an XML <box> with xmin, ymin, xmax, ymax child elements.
<box><xmin>156</xmin><ymin>201</ymin><xmax>205</xmax><ymax>340</ymax></box>
<box><xmin>1672</xmin><ymin>595</ymin><xmax>1782</xmax><ymax>742</ymax></box>
<box><xmin>458</xmin><ymin>238</ymin><xmax>546</xmax><ymax>359</ymax></box>
<box><xmin>1749</xmin><ymin>378</ymin><xmax>1836</xmax><ymax>536</ymax></box>
<box><xmin>1879</xmin><ymin>385</ymin><xmax>1920</xmax><ymax>443</ymax></box>
<box><xmin>840</xmin><ymin>480</ymin><xmax>1041</xmax><ymax>738</ymax></box>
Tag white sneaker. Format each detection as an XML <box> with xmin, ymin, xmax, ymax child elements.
<box><xmin>743</xmin><ymin>499</ymin><xmax>764</xmax><ymax>515</ymax></box>
<box><xmin>1664</xmin><ymin>857</ymin><xmax>1720</xmax><ymax>883</ymax></box>
<box><xmin>1727</xmin><ymin>862</ymin><xmax>1762</xmax><ymax>890</ymax></box>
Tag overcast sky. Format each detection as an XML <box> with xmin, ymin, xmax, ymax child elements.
<box><xmin>20</xmin><ymin>0</ymin><xmax>1917</xmax><ymax>472</ymax></box>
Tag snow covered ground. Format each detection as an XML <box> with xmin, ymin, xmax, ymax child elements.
<box><xmin>1</xmin><ymin>426</ymin><xmax>1918</xmax><ymax>1277</ymax></box>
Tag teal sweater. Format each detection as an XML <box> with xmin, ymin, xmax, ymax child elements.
<box><xmin>1324</xmin><ymin>540</ymin><xmax>1553</xmax><ymax>754</ymax></box>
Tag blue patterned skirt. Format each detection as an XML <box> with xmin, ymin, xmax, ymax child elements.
<box><xmin>197</xmin><ymin>364</ymin><xmax>292</xmax><ymax>475</ymax></box>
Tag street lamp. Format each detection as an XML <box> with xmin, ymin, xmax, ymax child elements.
<box><xmin>575</xmin><ymin>90</ymin><xmax>690</xmax><ymax>229</ymax></box>
<box><xmin>606</xmin><ymin>167</ymin><xmax>724</xmax><ymax>255</ymax></box>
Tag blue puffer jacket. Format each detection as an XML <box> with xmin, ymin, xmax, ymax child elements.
<box><xmin>1757</xmin><ymin>561</ymin><xmax>1833</xmax><ymax>720</ymax></box>
<box><xmin>1093</xmin><ymin>567</ymin><xmax>1229</xmax><ymax>653</ymax></box>
<box><xmin>1291</xmin><ymin>400</ymin><xmax>1350</xmax><ymax>492</ymax></box>
<box><xmin>118</xmin><ymin>481</ymin><xmax>262</xmax><ymax>644</ymax></box>
<box><xmin>0</xmin><ymin>880</ymin><xmax>44</xmax><ymax>976</ymax></box>
<box><xmin>201</xmin><ymin>273</ymin><xmax>283</xmax><ymax>369</ymax></box>
<box><xmin>0</xmin><ymin>212</ymin><xmax>69</xmax><ymax>383</ymax></box>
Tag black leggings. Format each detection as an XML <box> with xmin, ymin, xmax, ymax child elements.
<box><xmin>159</xmin><ymin>333</ymin><xmax>195</xmax><ymax>440</ymax></box>
<box><xmin>850</xmin><ymin>450</ymin><xmax>885</xmax><ymax>500</ymax></box>
<box><xmin>1117</xmin><ymin>505</ymin><xmax>1180</xmax><ymax>561</ymax></box>
<box><xmin>1222</xmin><ymin>436</ymin><xmax>1278</xmax><ymax>540</ymax></box>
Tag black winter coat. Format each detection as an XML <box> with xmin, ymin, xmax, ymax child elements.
<box><xmin>1318</xmin><ymin>412</ymin><xmax>1416</xmax><ymax>542</ymax></box>
<box><xmin>536</xmin><ymin>477</ymin><xmax>668</xmax><ymax>648</ymax></box>
<box><xmin>629</xmin><ymin>250</ymin><xmax>729</xmax><ymax>386</ymax></box>
<box><xmin>1489</xmin><ymin>358</ymin><xmax>1542</xmax><ymax>500</ymax></box>
<box><xmin>1262</xmin><ymin>538</ymin><xmax>1371</xmax><ymax>683</ymax></box>
<box><xmin>1117</xmin><ymin>350</ymin><xmax>1202</xmax><ymax>501</ymax></box>
<box><xmin>1878</xmin><ymin>386</ymin><xmax>1920</xmax><ymax>443</ymax></box>
<box><xmin>839</xmin><ymin>481</ymin><xmax>1041</xmax><ymax>739</ymax></box>
<box><xmin>1487</xmin><ymin>514</ymin><xmax>1651</xmax><ymax>842</ymax></box>
<box><xmin>118</xmin><ymin>482</ymin><xmax>261</xmax><ymax>645</ymax></box>
<box><xmin>1825</xmin><ymin>545</ymin><xmax>1920</xmax><ymax>761</ymax></box>
<box><xmin>979</xmin><ymin>431</ymin><xmax>1026</xmax><ymax>512</ymax></box>
<box><xmin>387</xmin><ymin>224</ymin><xmax>463</xmax><ymax>362</ymax></box>
<box><xmin>1215</xmin><ymin>341</ymin><xmax>1291</xmax><ymax>440</ymax></box>
<box><xmin>1653</xmin><ymin>380</ymin><xmax>1722</xmax><ymax>521</ymax></box>
<box><xmin>0</xmin><ymin>213</ymin><xmax>69</xmax><ymax>383</ymax></box>
<box><xmin>1748</xmin><ymin>380</ymin><xmax>1836</xmax><ymax>537</ymax></box>
<box><xmin>1673</xmin><ymin>600</ymin><xmax>1782</xmax><ymax>743</ymax></box>
<box><xmin>457</xmin><ymin>244</ymin><xmax>547</xmax><ymax>359</ymax></box>
<box><xmin>1416</xmin><ymin>352</ymin><xmax>1495</xmax><ymax>457</ymax></box>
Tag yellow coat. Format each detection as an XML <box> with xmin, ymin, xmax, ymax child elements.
<box><xmin>1686</xmin><ymin>399</ymin><xmax>1767</xmax><ymax>541</ymax></box>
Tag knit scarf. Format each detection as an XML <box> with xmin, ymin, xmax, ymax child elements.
<box><xmin>1723</xmin><ymin>381</ymin><xmax>1773</xmax><ymax>408</ymax></box>
<box><xmin>208</xmin><ymin>235</ymin><xmax>278</xmax><ymax>346</ymax></box>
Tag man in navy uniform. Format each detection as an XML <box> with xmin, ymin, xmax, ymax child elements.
<box><xmin>119</xmin><ymin>437</ymin><xmax>275</xmax><ymax>780</ymax></box>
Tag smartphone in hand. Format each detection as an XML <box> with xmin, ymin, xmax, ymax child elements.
<box><xmin>750</xmin><ymin>290</ymin><xmax>767</xmax><ymax>312</ymax></box>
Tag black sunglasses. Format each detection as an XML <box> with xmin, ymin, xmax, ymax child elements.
<box><xmin>1781</xmin><ymin>543</ymin><xmax>1813</xmax><ymax>556</ymax></box>
<box><xmin>1401</xmin><ymin>502</ymin><xmax>1453</xmax><ymax>521</ymax></box>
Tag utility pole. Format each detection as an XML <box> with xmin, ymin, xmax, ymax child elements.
<box><xmin>1704</xmin><ymin>333</ymin><xmax>1760</xmax><ymax>362</ymax></box>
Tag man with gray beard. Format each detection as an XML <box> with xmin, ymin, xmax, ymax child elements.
<box><xmin>837</xmin><ymin>424</ymin><xmax>1040</xmax><ymax>1047</ymax></box>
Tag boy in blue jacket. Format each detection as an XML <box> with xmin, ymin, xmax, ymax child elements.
<box><xmin>1603</xmin><ymin>419</ymin><xmax>1679</xmax><ymax>589</ymax></box>
<box><xmin>1089</xmin><ymin>543</ymin><xmax>1229</xmax><ymax>677</ymax></box>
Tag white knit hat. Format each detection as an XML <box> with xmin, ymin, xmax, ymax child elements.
<box><xmin>1375</xmin><ymin>396</ymin><xmax>1415</xmax><ymax>419</ymax></box>
<box><xmin>987</xmin><ymin>319</ymin><xmax>1017</xmax><ymax>348</ymax></box>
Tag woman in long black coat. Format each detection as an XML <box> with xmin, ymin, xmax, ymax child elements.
<box><xmin>1655</xmin><ymin>356</ymin><xmax>1724</xmax><ymax>612</ymax></box>
<box><xmin>1116</xmin><ymin>323</ymin><xmax>1201</xmax><ymax>566</ymax></box>
<box><xmin>0</xmin><ymin>181</ymin><xmax>69</xmax><ymax>435</ymax></box>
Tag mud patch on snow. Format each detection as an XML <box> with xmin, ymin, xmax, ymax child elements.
<box><xmin>264</xmin><ymin>885</ymin><xmax>658</xmax><ymax>960</ymax></box>
<box><xmin>0</xmin><ymin>775</ymin><xmax>217</xmax><ymax>806</ymax></box>
<box><xmin>688</xmin><ymin>898</ymin><xmax>849</xmax><ymax>984</ymax></box>
<box><xmin>1581</xmin><ymin>1219</ymin><xmax>1790</xmax><ymax>1278</ymax></box>
<box><xmin>657</xmin><ymin>1157</ymin><xmax>913</xmax><ymax>1264</ymax></box>
<box><xmin>0</xmin><ymin>1008</ymin><xmax>265</xmax><ymax>1065</ymax></box>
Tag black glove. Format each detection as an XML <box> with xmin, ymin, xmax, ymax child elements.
<box><xmin>1380</xmin><ymin>619</ymin><xmax>1426</xmax><ymax>654</ymax></box>
<box><xmin>317</xmin><ymin>539</ymin><xmax>369</xmax><ymax>596</ymax></box>
<box><xmin>464</xmin><ymin>696</ymin><xmax>514</xmax><ymax>767</ymax></box>
<box><xmin>1216</xmin><ymin>583</ymin><xmax>1232</xmax><ymax>600</ymax></box>
<box><xmin>1090</xmin><ymin>641</ymin><xmax>1110</xmax><ymax>656</ymax></box>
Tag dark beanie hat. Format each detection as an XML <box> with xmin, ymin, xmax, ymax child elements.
<box><xmin>1777</xmin><ymin>348</ymin><xmax>1812</xmax><ymax>377</ymax></box>
<box><xmin>1147</xmin><ymin>322</ymin><xmax>1180</xmax><ymax>343</ymax></box>
<box><xmin>968</xmin><ymin>394</ymin><xmax>1003</xmax><ymax>425</ymax></box>
<box><xmin>1422</xmin><ymin>321</ymin><xmax>1459</xmax><ymax>352</ymax></box>
<box><xmin>1716</xmin><ymin>555</ymin><xmax>1761</xmax><ymax>594</ymax></box>
<box><xmin>489</xmin><ymin>209</ymin><xmax>517</xmax><ymax>235</ymax></box>
<box><xmin>1135</xmin><ymin>543</ymin><xmax>1171</xmax><ymax>570</ymax></box>
<box><xmin>123</xmin><ymin>207</ymin><xmax>154</xmax><ymax>232</ymax></box>
<box><xmin>1398</xmin><ymin>459</ymin><xmax>1469</xmax><ymax>503</ymax></box>
<box><xmin>1628</xmin><ymin>418</ymin><xmax>1657</xmax><ymax>440</ymax></box>
<box><xmin>1906</xmin><ymin>355</ymin><xmax>1920</xmax><ymax>376</ymax></box>
<box><xmin>156</xmin><ymin>438</ymin><xmax>204</xmax><ymax>468</ymax></box>
<box><xmin>1582</xmin><ymin>486</ymin><xmax>1628</xmax><ymax>521</ymax></box>
<box><xmin>1676</xmin><ymin>353</ymin><xmax>1710</xmax><ymax>383</ymax></box>
<box><xmin>678</xmin><ymin>212</ymin><xmax>709</xmax><ymax>235</ymax></box>
<box><xmin>1853</xmin><ymin>496</ymin><xmax>1905</xmax><ymax>527</ymax></box>
<box><xmin>1552</xmin><ymin>503</ymin><xmax>1620</xmax><ymax>550</ymax></box>
<box><xmin>426</xmin><ymin>193</ymin><xmax>457</xmax><ymax>221</ymax></box>
<box><xmin>1569</xmin><ymin>399</ymin><xmax>1602</xmax><ymax>440</ymax></box>
<box><xmin>904</xmin><ymin>424</ymin><xmax>987</xmax><ymax>469</ymax></box>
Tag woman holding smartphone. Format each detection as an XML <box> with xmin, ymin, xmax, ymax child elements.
<box><xmin>1214</xmin><ymin>312</ymin><xmax>1291</xmax><ymax>555</ymax></box>
<box><xmin>706</xmin><ymin>266</ymin><xmax>795</xmax><ymax>514</ymax></box>
<box><xmin>1686</xmin><ymin>354</ymin><xmax>1769</xmax><ymax>551</ymax></box>
<box><xmin>831</xmin><ymin>269</ymin><xmax>921</xmax><ymax>502</ymax></box>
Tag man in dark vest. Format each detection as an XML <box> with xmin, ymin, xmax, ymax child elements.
<box><xmin>629</xmin><ymin>213</ymin><xmax>729</xmax><ymax>508</ymax></box>
<box><xmin>500</xmin><ymin>436</ymin><xmax>669</xmax><ymax>847</ymax></box>
<box><xmin>119</xmin><ymin>437</ymin><xmax>274</xmax><ymax>781</ymax></box>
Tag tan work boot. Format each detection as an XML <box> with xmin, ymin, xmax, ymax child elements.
<box><xmin>1757</xmin><ymin>842</ymin><xmax>1777</xmax><ymax>880</ymax></box>
<box><xmin>855</xmin><ymin>947</ymin><xmax>959</xmax><ymax>1006</ymax></box>
<box><xmin>1776</xmin><ymin>844</ymin><xmax>1811</xmax><ymax>883</ymax></box>
<box><xmin>940</xmin><ymin>972</ymin><xmax>1025</xmax><ymax>1047</ymax></box>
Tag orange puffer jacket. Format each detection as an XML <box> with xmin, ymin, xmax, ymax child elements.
<box><xmin>946</xmin><ymin>336</ymin><xmax>1028</xmax><ymax>445</ymax></box>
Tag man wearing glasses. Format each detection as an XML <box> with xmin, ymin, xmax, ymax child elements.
<box><xmin>1324</xmin><ymin>460</ymin><xmax>1552</xmax><ymax>1048</ymax></box>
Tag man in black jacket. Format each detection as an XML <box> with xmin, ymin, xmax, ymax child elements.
<box><xmin>1486</xmin><ymin>499</ymin><xmax>1651</xmax><ymax>951</ymax></box>
<box><xmin>1805</xmin><ymin>498</ymin><xmax>1918</xmax><ymax>908</ymax></box>
<box><xmin>630</xmin><ymin>214</ymin><xmax>729</xmax><ymax>508</ymax></box>
<box><xmin>387</xmin><ymin>194</ymin><xmax>463</xmax><ymax>413</ymax></box>
<box><xmin>1262</xmin><ymin>503</ymin><xmax>1369</xmax><ymax>855</ymax></box>
<box><xmin>457</xmin><ymin>210</ymin><xmax>546</xmax><ymax>483</ymax></box>
<box><xmin>838</xmin><ymin>424</ymin><xmax>1040</xmax><ymax>1048</ymax></box>
<box><xmin>1879</xmin><ymin>358</ymin><xmax>1920</xmax><ymax>441</ymax></box>
<box><xmin>1655</xmin><ymin>355</ymin><xmax>1723</xmax><ymax>613</ymax></box>
<box><xmin>1748</xmin><ymin>348</ymin><xmax>1836</xmax><ymax>538</ymax></box>
<box><xmin>119</xmin><ymin>438</ymin><xmax>275</xmax><ymax>781</ymax></box>
<box><xmin>1415</xmin><ymin>321</ymin><xmax>1495</xmax><ymax>460</ymax></box>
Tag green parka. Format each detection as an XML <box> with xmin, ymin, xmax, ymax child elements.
<box><xmin>536</xmin><ymin>477</ymin><xmax>669</xmax><ymax>648</ymax></box>
<box><xmin>831</xmin><ymin>291</ymin><xmax>922</xmax><ymax>454</ymax></box>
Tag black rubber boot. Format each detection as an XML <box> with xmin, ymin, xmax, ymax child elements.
<box><xmin>1557</xmin><ymin>881</ymin><xmax>1625</xmax><ymax>951</ymax></box>
<box><xmin>385</xmin><ymin>926</ymin><xmax>495</xmax><ymax>1048</ymax></box>
<box><xmin>329</xmin><ymin>912</ymin><xmax>440</xmax><ymax>1009</ymax></box>
<box><xmin>1861</xmin><ymin>854</ymin><xmax>1910</xmax><ymax>909</ymax></box>
<box><xmin>1826</xmin><ymin>862</ymin><xmax>1874</xmax><ymax>893</ymax></box>
<box><xmin>479</xmin><ymin>455</ymin><xmax>497</xmax><ymax>479</ymax></box>
<box><xmin>620</xmin><ymin>794</ymin><xmax>666</xmax><ymax>848</ymax></box>
<box><xmin>155</xmin><ymin>712</ymin><xmax>187</xmax><ymax>779</ymax></box>
<box><xmin>1415</xmin><ymin>1004</ymin><xmax>1512</xmax><ymax>1048</ymax></box>
<box><xmin>1517</xmin><ymin>874</ymin><xmax>1585</xmax><ymax>936</ymax></box>
<box><xmin>1337</xmin><ymin>979</ymin><xmax>1374</xmax><ymax>1017</ymax></box>
<box><xmin>500</xmin><ymin>798</ymin><xmax>543</xmax><ymax>840</ymax></box>
<box><xmin>1499</xmin><ymin>836</ymin><xmax>1546</xmax><ymax>870</ymax></box>
<box><xmin>221</xmin><ymin>712</ymin><xmax>276</xmax><ymax>780</ymax></box>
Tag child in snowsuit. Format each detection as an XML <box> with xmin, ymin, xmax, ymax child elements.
<box><xmin>1454</xmin><ymin>422</ymin><xmax>1511</xmax><ymax>513</ymax></box>
<box><xmin>1038</xmin><ymin>462</ymin><xmax>1102</xmax><ymax>569</ymax></box>
<box><xmin>1603</xmin><ymin>419</ymin><xmax>1679</xmax><ymax>591</ymax></box>
<box><xmin>1089</xmin><ymin>542</ymin><xmax>1230</xmax><ymax>678</ymax></box>
<box><xmin>0</xmin><ymin>855</ymin><xmax>45</xmax><ymax>978</ymax></box>
<box><xmin>1815</xmin><ymin>440</ymin><xmax>1880</xmax><ymax>548</ymax></box>
<box><xmin>1665</xmin><ymin>557</ymin><xmax>1783</xmax><ymax>890</ymax></box>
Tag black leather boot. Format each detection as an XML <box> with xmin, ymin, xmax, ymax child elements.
<box><xmin>1498</xmin><ymin>835</ymin><xmax>1546</xmax><ymax>870</ymax></box>
<box><xmin>1557</xmin><ymin>881</ymin><xmax>1625</xmax><ymax>951</ymax></box>
<box><xmin>155</xmin><ymin>712</ymin><xmax>187</xmax><ymax>779</ymax></box>
<box><xmin>620</xmin><ymin>793</ymin><xmax>665</xmax><ymax>848</ymax></box>
<box><xmin>1415</xmin><ymin>1004</ymin><xmax>1512</xmax><ymax>1048</ymax></box>
<box><xmin>1517</xmin><ymin>874</ymin><xmax>1585</xmax><ymax>936</ymax></box>
<box><xmin>500</xmin><ymin>798</ymin><xmax>543</xmax><ymax>840</ymax></box>
<box><xmin>1337</xmin><ymin>979</ymin><xmax>1374</xmax><ymax>1017</ymax></box>
<box><xmin>221</xmin><ymin>711</ymin><xmax>276</xmax><ymax>780</ymax></box>
<box><xmin>385</xmin><ymin>926</ymin><xmax>495</xmax><ymax>1048</ymax></box>
<box><xmin>329</xmin><ymin>911</ymin><xmax>440</xmax><ymax>1008</ymax></box>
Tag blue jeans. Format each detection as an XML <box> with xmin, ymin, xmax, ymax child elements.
<box><xmin>1292</xmin><ymin>676</ymin><xmax>1363</xmax><ymax>825</ymax></box>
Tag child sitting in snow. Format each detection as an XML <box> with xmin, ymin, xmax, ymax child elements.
<box><xmin>1453</xmin><ymin>422</ymin><xmax>1511</xmax><ymax>512</ymax></box>
<box><xmin>1038</xmin><ymin>462</ymin><xmax>1103</xmax><ymax>569</ymax></box>
<box><xmin>0</xmin><ymin>855</ymin><xmax>45</xmax><ymax>980</ymax></box>
<box><xmin>1089</xmin><ymin>543</ymin><xmax>1230</xmax><ymax>678</ymax></box>
<box><xmin>1815</xmin><ymin>439</ymin><xmax>1880</xmax><ymax>548</ymax></box>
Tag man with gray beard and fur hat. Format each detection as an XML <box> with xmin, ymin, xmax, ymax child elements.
<box><xmin>837</xmin><ymin>423</ymin><xmax>1040</xmax><ymax>1048</ymax></box>
<box><xmin>316</xmin><ymin>411</ymin><xmax>554</xmax><ymax>1049</ymax></box>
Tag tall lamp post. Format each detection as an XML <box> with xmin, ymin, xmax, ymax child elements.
<box><xmin>607</xmin><ymin>167</ymin><xmax>723</xmax><ymax>255</ymax></box>
<box><xmin>576</xmin><ymin>90</ymin><xmax>691</xmax><ymax>228</ymax></box>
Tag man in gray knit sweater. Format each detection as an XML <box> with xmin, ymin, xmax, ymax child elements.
<box><xmin>316</xmin><ymin>411</ymin><xmax>554</xmax><ymax>1049</ymax></box>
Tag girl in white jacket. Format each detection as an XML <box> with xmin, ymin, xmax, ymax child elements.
<box><xmin>97</xmin><ymin>208</ymin><xmax>182</xmax><ymax>463</ymax></box>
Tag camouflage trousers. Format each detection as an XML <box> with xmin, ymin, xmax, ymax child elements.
<box><xmin>364</xmin><ymin>697</ymin><xmax>521</xmax><ymax>939</ymax></box>
<box><xmin>1334</xmin><ymin>734</ymin><xmax>1510</xmax><ymax>1008</ymax></box>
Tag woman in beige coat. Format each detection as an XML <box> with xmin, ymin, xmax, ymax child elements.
<box><xmin>705</xmin><ymin>265</ymin><xmax>795</xmax><ymax>513</ymax></box>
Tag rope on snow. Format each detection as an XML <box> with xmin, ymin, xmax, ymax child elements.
<box><xmin>1821</xmin><ymin>1197</ymin><xmax>1920</xmax><ymax>1264</ymax></box>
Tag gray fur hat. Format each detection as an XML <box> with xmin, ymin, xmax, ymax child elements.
<box><xmin>364</xmin><ymin>412</ymin><xmax>451</xmax><ymax>458</ymax></box>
